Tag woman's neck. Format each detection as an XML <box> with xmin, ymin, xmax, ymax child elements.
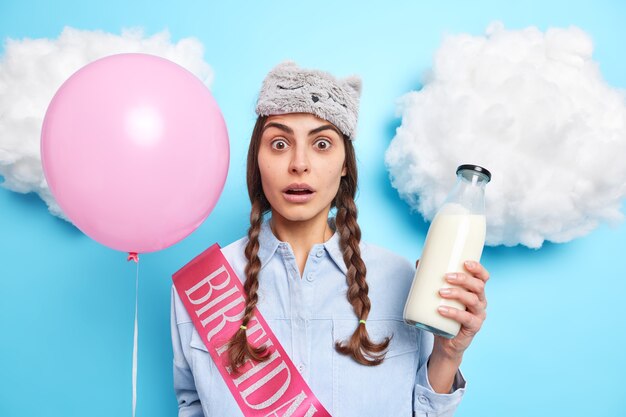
<box><xmin>270</xmin><ymin>209</ymin><xmax>334</xmax><ymax>276</ymax></box>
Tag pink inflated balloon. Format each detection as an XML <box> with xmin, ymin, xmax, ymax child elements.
<box><xmin>41</xmin><ymin>53</ymin><xmax>229</xmax><ymax>253</ymax></box>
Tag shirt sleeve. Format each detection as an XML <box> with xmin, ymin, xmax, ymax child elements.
<box><xmin>170</xmin><ymin>285</ymin><xmax>205</xmax><ymax>417</ymax></box>
<box><xmin>413</xmin><ymin>329</ymin><xmax>467</xmax><ymax>417</ymax></box>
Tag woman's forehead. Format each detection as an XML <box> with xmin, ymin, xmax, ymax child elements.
<box><xmin>263</xmin><ymin>113</ymin><xmax>341</xmax><ymax>137</ymax></box>
<box><xmin>265</xmin><ymin>112</ymin><xmax>331</xmax><ymax>127</ymax></box>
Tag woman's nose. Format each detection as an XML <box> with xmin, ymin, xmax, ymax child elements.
<box><xmin>289</xmin><ymin>148</ymin><xmax>309</xmax><ymax>174</ymax></box>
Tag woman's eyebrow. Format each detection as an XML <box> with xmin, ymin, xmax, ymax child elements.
<box><xmin>309</xmin><ymin>125</ymin><xmax>341</xmax><ymax>136</ymax></box>
<box><xmin>262</xmin><ymin>122</ymin><xmax>293</xmax><ymax>134</ymax></box>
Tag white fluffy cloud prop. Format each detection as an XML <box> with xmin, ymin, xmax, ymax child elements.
<box><xmin>385</xmin><ymin>22</ymin><xmax>626</xmax><ymax>248</ymax></box>
<box><xmin>0</xmin><ymin>26</ymin><xmax>212</xmax><ymax>221</ymax></box>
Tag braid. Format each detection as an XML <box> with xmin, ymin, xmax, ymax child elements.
<box><xmin>333</xmin><ymin>148</ymin><xmax>391</xmax><ymax>366</ymax></box>
<box><xmin>226</xmin><ymin>198</ymin><xmax>272</xmax><ymax>374</ymax></box>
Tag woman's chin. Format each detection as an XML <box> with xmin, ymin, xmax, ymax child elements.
<box><xmin>270</xmin><ymin>206</ymin><xmax>330</xmax><ymax>224</ymax></box>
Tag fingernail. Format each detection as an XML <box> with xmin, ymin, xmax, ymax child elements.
<box><xmin>465</xmin><ymin>261</ymin><xmax>475</xmax><ymax>268</ymax></box>
<box><xmin>438</xmin><ymin>306</ymin><xmax>449</xmax><ymax>314</ymax></box>
<box><xmin>445</xmin><ymin>273</ymin><xmax>457</xmax><ymax>280</ymax></box>
<box><xmin>439</xmin><ymin>288</ymin><xmax>452</xmax><ymax>295</ymax></box>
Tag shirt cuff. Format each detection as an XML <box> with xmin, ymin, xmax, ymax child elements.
<box><xmin>413</xmin><ymin>358</ymin><xmax>467</xmax><ymax>416</ymax></box>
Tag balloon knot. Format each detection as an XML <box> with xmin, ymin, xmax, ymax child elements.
<box><xmin>127</xmin><ymin>252</ymin><xmax>139</xmax><ymax>263</ymax></box>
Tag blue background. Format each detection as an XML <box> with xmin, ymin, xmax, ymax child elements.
<box><xmin>1</xmin><ymin>1</ymin><xmax>625</xmax><ymax>416</ymax></box>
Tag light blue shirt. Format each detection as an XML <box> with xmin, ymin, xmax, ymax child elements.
<box><xmin>171</xmin><ymin>218</ymin><xmax>466</xmax><ymax>417</ymax></box>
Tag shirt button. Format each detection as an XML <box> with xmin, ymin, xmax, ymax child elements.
<box><xmin>418</xmin><ymin>395</ymin><xmax>429</xmax><ymax>404</ymax></box>
<box><xmin>298</xmin><ymin>364</ymin><xmax>305</xmax><ymax>372</ymax></box>
<box><xmin>306</xmin><ymin>273</ymin><xmax>314</xmax><ymax>282</ymax></box>
<box><xmin>316</xmin><ymin>249</ymin><xmax>324</xmax><ymax>258</ymax></box>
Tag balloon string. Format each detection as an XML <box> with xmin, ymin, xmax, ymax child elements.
<box><xmin>127</xmin><ymin>252</ymin><xmax>139</xmax><ymax>417</ymax></box>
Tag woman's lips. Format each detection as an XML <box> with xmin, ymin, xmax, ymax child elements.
<box><xmin>282</xmin><ymin>183</ymin><xmax>315</xmax><ymax>203</ymax></box>
<box><xmin>282</xmin><ymin>190</ymin><xmax>315</xmax><ymax>203</ymax></box>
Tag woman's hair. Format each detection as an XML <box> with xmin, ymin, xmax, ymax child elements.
<box><xmin>226</xmin><ymin>115</ymin><xmax>391</xmax><ymax>375</ymax></box>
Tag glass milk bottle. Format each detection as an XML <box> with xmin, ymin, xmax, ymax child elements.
<box><xmin>403</xmin><ymin>164</ymin><xmax>491</xmax><ymax>338</ymax></box>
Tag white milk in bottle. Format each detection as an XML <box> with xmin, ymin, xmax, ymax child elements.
<box><xmin>403</xmin><ymin>164</ymin><xmax>491</xmax><ymax>338</ymax></box>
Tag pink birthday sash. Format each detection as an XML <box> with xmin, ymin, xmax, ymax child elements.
<box><xmin>172</xmin><ymin>243</ymin><xmax>332</xmax><ymax>417</ymax></box>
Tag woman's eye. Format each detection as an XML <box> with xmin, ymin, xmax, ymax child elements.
<box><xmin>315</xmin><ymin>139</ymin><xmax>332</xmax><ymax>150</ymax></box>
<box><xmin>271</xmin><ymin>139</ymin><xmax>288</xmax><ymax>150</ymax></box>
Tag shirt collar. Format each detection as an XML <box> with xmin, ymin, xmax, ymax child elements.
<box><xmin>257</xmin><ymin>217</ymin><xmax>348</xmax><ymax>274</ymax></box>
<box><xmin>257</xmin><ymin>219</ymin><xmax>281</xmax><ymax>269</ymax></box>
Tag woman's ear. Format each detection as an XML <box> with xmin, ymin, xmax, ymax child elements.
<box><xmin>341</xmin><ymin>165</ymin><xmax>347</xmax><ymax>176</ymax></box>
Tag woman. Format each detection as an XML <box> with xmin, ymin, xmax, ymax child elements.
<box><xmin>171</xmin><ymin>61</ymin><xmax>489</xmax><ymax>417</ymax></box>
